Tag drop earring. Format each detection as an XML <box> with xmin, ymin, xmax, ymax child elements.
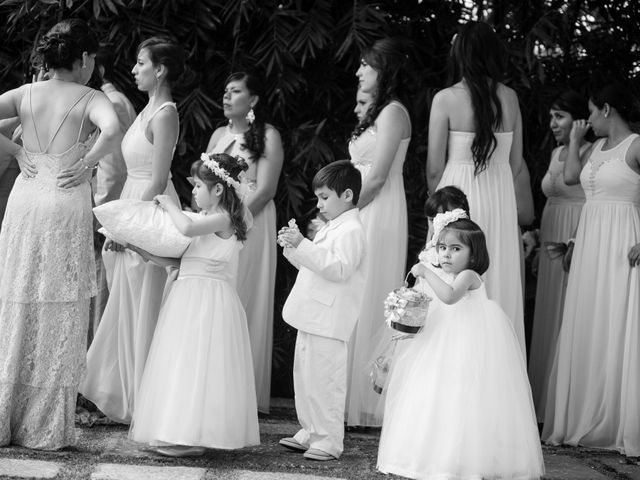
<box><xmin>246</xmin><ymin>108</ymin><xmax>255</xmax><ymax>125</ymax></box>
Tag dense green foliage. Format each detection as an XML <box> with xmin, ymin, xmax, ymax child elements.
<box><xmin>1</xmin><ymin>0</ymin><xmax>638</xmax><ymax>396</ymax></box>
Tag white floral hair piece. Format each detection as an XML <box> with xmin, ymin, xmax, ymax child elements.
<box><xmin>431</xmin><ymin>208</ymin><xmax>469</xmax><ymax>243</ymax></box>
<box><xmin>200</xmin><ymin>153</ymin><xmax>241</xmax><ymax>191</ymax></box>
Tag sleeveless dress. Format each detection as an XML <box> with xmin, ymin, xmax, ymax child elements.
<box><xmin>130</xmin><ymin>230</ymin><xmax>260</xmax><ymax>449</ymax></box>
<box><xmin>437</xmin><ymin>131</ymin><xmax>525</xmax><ymax>356</ymax></box>
<box><xmin>80</xmin><ymin>102</ymin><xmax>180</xmax><ymax>423</ymax></box>
<box><xmin>209</xmin><ymin>126</ymin><xmax>276</xmax><ymax>414</ymax></box>
<box><xmin>542</xmin><ymin>134</ymin><xmax>640</xmax><ymax>455</ymax></box>
<box><xmin>528</xmin><ymin>145</ymin><xmax>586</xmax><ymax>422</ymax></box>
<box><xmin>377</xmin><ymin>274</ymin><xmax>544</xmax><ymax>480</ymax></box>
<box><xmin>0</xmin><ymin>86</ymin><xmax>97</xmax><ymax>449</ymax></box>
<box><xmin>346</xmin><ymin>101</ymin><xmax>410</xmax><ymax>426</ymax></box>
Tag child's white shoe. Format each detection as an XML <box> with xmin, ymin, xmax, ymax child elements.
<box><xmin>303</xmin><ymin>447</ymin><xmax>336</xmax><ymax>461</ymax></box>
<box><xmin>279</xmin><ymin>437</ymin><xmax>308</xmax><ymax>452</ymax></box>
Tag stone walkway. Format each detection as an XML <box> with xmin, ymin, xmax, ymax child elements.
<box><xmin>0</xmin><ymin>399</ymin><xmax>639</xmax><ymax>479</ymax></box>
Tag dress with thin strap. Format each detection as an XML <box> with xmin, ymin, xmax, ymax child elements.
<box><xmin>543</xmin><ymin>134</ymin><xmax>640</xmax><ymax>455</ymax></box>
<box><xmin>528</xmin><ymin>144</ymin><xmax>586</xmax><ymax>422</ymax></box>
<box><xmin>0</xmin><ymin>85</ymin><xmax>97</xmax><ymax>449</ymax></box>
<box><xmin>209</xmin><ymin>126</ymin><xmax>275</xmax><ymax>414</ymax></box>
<box><xmin>437</xmin><ymin>131</ymin><xmax>526</xmax><ymax>356</ymax></box>
<box><xmin>80</xmin><ymin>102</ymin><xmax>180</xmax><ymax>424</ymax></box>
<box><xmin>346</xmin><ymin>100</ymin><xmax>410</xmax><ymax>426</ymax></box>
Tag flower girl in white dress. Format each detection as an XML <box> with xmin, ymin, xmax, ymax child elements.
<box><xmin>129</xmin><ymin>153</ymin><xmax>259</xmax><ymax>457</ymax></box>
<box><xmin>377</xmin><ymin>211</ymin><xmax>544</xmax><ymax>480</ymax></box>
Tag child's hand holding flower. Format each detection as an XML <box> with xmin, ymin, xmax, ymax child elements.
<box><xmin>277</xmin><ymin>218</ymin><xmax>303</xmax><ymax>248</ymax></box>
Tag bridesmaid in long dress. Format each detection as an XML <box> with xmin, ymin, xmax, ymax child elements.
<box><xmin>426</xmin><ymin>21</ymin><xmax>527</xmax><ymax>356</ymax></box>
<box><xmin>0</xmin><ymin>19</ymin><xmax>120</xmax><ymax>449</ymax></box>
<box><xmin>206</xmin><ymin>71</ymin><xmax>283</xmax><ymax>414</ymax></box>
<box><xmin>81</xmin><ymin>37</ymin><xmax>185</xmax><ymax>423</ymax></box>
<box><xmin>346</xmin><ymin>37</ymin><xmax>412</xmax><ymax>427</ymax></box>
<box><xmin>528</xmin><ymin>91</ymin><xmax>588</xmax><ymax>422</ymax></box>
<box><xmin>543</xmin><ymin>83</ymin><xmax>640</xmax><ymax>457</ymax></box>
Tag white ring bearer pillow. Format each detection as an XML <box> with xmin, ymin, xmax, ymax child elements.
<box><xmin>94</xmin><ymin>198</ymin><xmax>198</xmax><ymax>257</ymax></box>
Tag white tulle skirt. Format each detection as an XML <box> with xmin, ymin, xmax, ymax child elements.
<box><xmin>377</xmin><ymin>288</ymin><xmax>544</xmax><ymax>480</ymax></box>
<box><xmin>129</xmin><ymin>276</ymin><xmax>260</xmax><ymax>449</ymax></box>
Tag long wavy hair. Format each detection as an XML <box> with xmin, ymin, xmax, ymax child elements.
<box><xmin>447</xmin><ymin>21</ymin><xmax>506</xmax><ymax>175</ymax></box>
<box><xmin>351</xmin><ymin>37</ymin><xmax>412</xmax><ymax>140</ymax></box>
<box><xmin>226</xmin><ymin>71</ymin><xmax>267</xmax><ymax>162</ymax></box>
<box><xmin>190</xmin><ymin>153</ymin><xmax>249</xmax><ymax>241</ymax></box>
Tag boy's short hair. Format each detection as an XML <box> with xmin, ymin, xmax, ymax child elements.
<box><xmin>312</xmin><ymin>160</ymin><xmax>362</xmax><ymax>206</ymax></box>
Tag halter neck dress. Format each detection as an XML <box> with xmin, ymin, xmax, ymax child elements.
<box><xmin>81</xmin><ymin>102</ymin><xmax>180</xmax><ymax>424</ymax></box>
<box><xmin>0</xmin><ymin>85</ymin><xmax>97</xmax><ymax>449</ymax></box>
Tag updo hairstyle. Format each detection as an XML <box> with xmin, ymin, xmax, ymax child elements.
<box><xmin>35</xmin><ymin>18</ymin><xmax>99</xmax><ymax>71</ymax></box>
<box><xmin>137</xmin><ymin>37</ymin><xmax>185</xmax><ymax>86</ymax></box>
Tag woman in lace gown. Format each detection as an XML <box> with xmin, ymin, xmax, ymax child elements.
<box><xmin>206</xmin><ymin>72</ymin><xmax>283</xmax><ymax>414</ymax></box>
<box><xmin>81</xmin><ymin>38</ymin><xmax>185</xmax><ymax>423</ymax></box>
<box><xmin>543</xmin><ymin>83</ymin><xmax>640</xmax><ymax>456</ymax></box>
<box><xmin>426</xmin><ymin>21</ymin><xmax>527</xmax><ymax>356</ymax></box>
<box><xmin>0</xmin><ymin>19</ymin><xmax>120</xmax><ymax>450</ymax></box>
<box><xmin>528</xmin><ymin>91</ymin><xmax>588</xmax><ymax>421</ymax></box>
<box><xmin>346</xmin><ymin>37</ymin><xmax>412</xmax><ymax>427</ymax></box>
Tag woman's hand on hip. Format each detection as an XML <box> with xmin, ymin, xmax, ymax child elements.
<box><xmin>57</xmin><ymin>158</ymin><xmax>92</xmax><ymax>188</ymax></box>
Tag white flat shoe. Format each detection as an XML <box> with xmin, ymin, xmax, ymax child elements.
<box><xmin>154</xmin><ymin>445</ymin><xmax>206</xmax><ymax>457</ymax></box>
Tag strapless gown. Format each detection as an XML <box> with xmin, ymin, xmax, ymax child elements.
<box><xmin>437</xmin><ymin>131</ymin><xmax>525</xmax><ymax>356</ymax></box>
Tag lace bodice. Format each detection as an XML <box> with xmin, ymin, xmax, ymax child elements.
<box><xmin>349</xmin><ymin>101</ymin><xmax>410</xmax><ymax>178</ymax></box>
<box><xmin>541</xmin><ymin>147</ymin><xmax>586</xmax><ymax>202</ymax></box>
<box><xmin>580</xmin><ymin>135</ymin><xmax>640</xmax><ymax>205</ymax></box>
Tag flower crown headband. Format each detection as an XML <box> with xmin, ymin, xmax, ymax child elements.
<box><xmin>200</xmin><ymin>153</ymin><xmax>241</xmax><ymax>191</ymax></box>
<box><xmin>431</xmin><ymin>208</ymin><xmax>468</xmax><ymax>243</ymax></box>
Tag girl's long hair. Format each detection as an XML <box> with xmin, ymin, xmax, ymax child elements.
<box><xmin>191</xmin><ymin>153</ymin><xmax>249</xmax><ymax>241</ymax></box>
<box><xmin>351</xmin><ymin>37</ymin><xmax>412</xmax><ymax>140</ymax></box>
<box><xmin>447</xmin><ymin>21</ymin><xmax>506</xmax><ymax>175</ymax></box>
<box><xmin>226</xmin><ymin>71</ymin><xmax>267</xmax><ymax>162</ymax></box>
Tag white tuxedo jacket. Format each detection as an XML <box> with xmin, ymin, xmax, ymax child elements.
<box><xmin>283</xmin><ymin>208</ymin><xmax>366</xmax><ymax>342</ymax></box>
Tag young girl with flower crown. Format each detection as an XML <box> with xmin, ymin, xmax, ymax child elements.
<box><xmin>128</xmin><ymin>153</ymin><xmax>260</xmax><ymax>457</ymax></box>
<box><xmin>377</xmin><ymin>210</ymin><xmax>544</xmax><ymax>480</ymax></box>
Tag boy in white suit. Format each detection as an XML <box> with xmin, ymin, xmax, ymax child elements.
<box><xmin>277</xmin><ymin>160</ymin><xmax>366</xmax><ymax>461</ymax></box>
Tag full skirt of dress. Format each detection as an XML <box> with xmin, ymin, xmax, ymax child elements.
<box><xmin>129</xmin><ymin>276</ymin><xmax>260</xmax><ymax>449</ymax></box>
<box><xmin>542</xmin><ymin>201</ymin><xmax>640</xmax><ymax>455</ymax></box>
<box><xmin>80</xmin><ymin>177</ymin><xmax>179</xmax><ymax>424</ymax></box>
<box><xmin>236</xmin><ymin>198</ymin><xmax>276</xmax><ymax>414</ymax></box>
<box><xmin>346</xmin><ymin>171</ymin><xmax>407</xmax><ymax>426</ymax></box>
<box><xmin>378</xmin><ymin>292</ymin><xmax>544</xmax><ymax>480</ymax></box>
<box><xmin>528</xmin><ymin>199</ymin><xmax>583</xmax><ymax>422</ymax></box>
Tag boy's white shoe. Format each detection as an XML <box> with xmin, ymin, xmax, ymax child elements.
<box><xmin>303</xmin><ymin>447</ymin><xmax>337</xmax><ymax>461</ymax></box>
<box><xmin>279</xmin><ymin>437</ymin><xmax>308</xmax><ymax>452</ymax></box>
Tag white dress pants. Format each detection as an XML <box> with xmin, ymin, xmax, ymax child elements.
<box><xmin>292</xmin><ymin>331</ymin><xmax>347</xmax><ymax>458</ymax></box>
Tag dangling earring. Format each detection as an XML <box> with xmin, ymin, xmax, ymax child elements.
<box><xmin>246</xmin><ymin>108</ymin><xmax>255</xmax><ymax>125</ymax></box>
<box><xmin>82</xmin><ymin>61</ymin><xmax>87</xmax><ymax>69</ymax></box>
<box><xmin>228</xmin><ymin>118</ymin><xmax>233</xmax><ymax>128</ymax></box>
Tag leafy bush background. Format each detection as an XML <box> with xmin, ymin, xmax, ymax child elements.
<box><xmin>1</xmin><ymin>0</ymin><xmax>638</xmax><ymax>396</ymax></box>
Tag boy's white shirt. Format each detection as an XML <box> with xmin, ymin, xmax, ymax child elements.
<box><xmin>282</xmin><ymin>208</ymin><xmax>366</xmax><ymax>342</ymax></box>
